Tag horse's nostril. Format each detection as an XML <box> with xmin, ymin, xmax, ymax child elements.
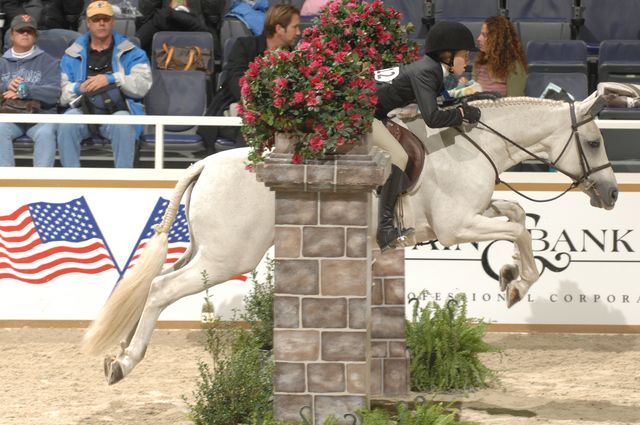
<box><xmin>611</xmin><ymin>189</ymin><xmax>618</xmax><ymax>201</ymax></box>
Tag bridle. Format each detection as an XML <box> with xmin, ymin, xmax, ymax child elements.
<box><xmin>454</xmin><ymin>102</ymin><xmax>612</xmax><ymax>203</ymax></box>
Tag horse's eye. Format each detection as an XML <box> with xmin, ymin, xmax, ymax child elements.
<box><xmin>587</xmin><ymin>140</ymin><xmax>600</xmax><ymax>148</ymax></box>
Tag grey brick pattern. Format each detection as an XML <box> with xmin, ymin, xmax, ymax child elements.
<box><xmin>256</xmin><ymin>135</ymin><xmax>390</xmax><ymax>423</ymax></box>
<box><xmin>370</xmin><ymin>248</ymin><xmax>409</xmax><ymax>397</ymax></box>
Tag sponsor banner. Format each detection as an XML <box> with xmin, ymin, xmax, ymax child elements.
<box><xmin>0</xmin><ymin>186</ymin><xmax>254</xmax><ymax>322</ymax></box>
<box><xmin>406</xmin><ymin>189</ymin><xmax>640</xmax><ymax>325</ymax></box>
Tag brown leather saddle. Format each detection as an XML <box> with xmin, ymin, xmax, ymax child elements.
<box><xmin>384</xmin><ymin>119</ymin><xmax>425</xmax><ymax>193</ymax></box>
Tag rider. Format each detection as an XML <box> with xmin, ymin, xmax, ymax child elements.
<box><xmin>373</xmin><ymin>21</ymin><xmax>481</xmax><ymax>252</ymax></box>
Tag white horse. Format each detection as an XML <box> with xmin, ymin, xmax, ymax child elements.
<box><xmin>84</xmin><ymin>94</ymin><xmax>618</xmax><ymax>384</ymax></box>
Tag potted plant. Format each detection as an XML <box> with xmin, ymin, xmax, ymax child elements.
<box><xmin>239</xmin><ymin>0</ymin><xmax>421</xmax><ymax>166</ymax></box>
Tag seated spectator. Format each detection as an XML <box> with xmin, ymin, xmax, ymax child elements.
<box><xmin>2</xmin><ymin>0</ymin><xmax>84</xmax><ymax>48</ymax></box>
<box><xmin>473</xmin><ymin>16</ymin><xmax>527</xmax><ymax>97</ymax></box>
<box><xmin>57</xmin><ymin>0</ymin><xmax>152</xmax><ymax>168</ymax></box>
<box><xmin>226</xmin><ymin>0</ymin><xmax>269</xmax><ymax>36</ymax></box>
<box><xmin>198</xmin><ymin>3</ymin><xmax>300</xmax><ymax>150</ymax></box>
<box><xmin>0</xmin><ymin>14</ymin><xmax>60</xmax><ymax>167</ymax></box>
<box><xmin>300</xmin><ymin>0</ymin><xmax>328</xmax><ymax>16</ymax></box>
<box><xmin>135</xmin><ymin>0</ymin><xmax>210</xmax><ymax>55</ymax></box>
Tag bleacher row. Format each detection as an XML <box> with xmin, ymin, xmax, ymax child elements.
<box><xmin>7</xmin><ymin>0</ymin><xmax>640</xmax><ymax>169</ymax></box>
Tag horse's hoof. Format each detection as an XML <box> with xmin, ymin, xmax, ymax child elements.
<box><xmin>499</xmin><ymin>264</ymin><xmax>519</xmax><ymax>291</ymax></box>
<box><xmin>104</xmin><ymin>357</ymin><xmax>125</xmax><ymax>385</ymax></box>
<box><xmin>506</xmin><ymin>285</ymin><xmax>522</xmax><ymax>308</ymax></box>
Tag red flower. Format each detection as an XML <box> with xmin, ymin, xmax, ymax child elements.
<box><xmin>243</xmin><ymin>110</ymin><xmax>256</xmax><ymax>124</ymax></box>
<box><xmin>272</xmin><ymin>97</ymin><xmax>286</xmax><ymax>107</ymax></box>
<box><xmin>292</xmin><ymin>91</ymin><xmax>305</xmax><ymax>104</ymax></box>
<box><xmin>274</xmin><ymin>77</ymin><xmax>288</xmax><ymax>88</ymax></box>
<box><xmin>306</xmin><ymin>94</ymin><xmax>319</xmax><ymax>107</ymax></box>
<box><xmin>335</xmin><ymin>121</ymin><xmax>345</xmax><ymax>130</ymax></box>
<box><xmin>309</xmin><ymin>136</ymin><xmax>325</xmax><ymax>151</ymax></box>
<box><xmin>292</xmin><ymin>152</ymin><xmax>302</xmax><ymax>164</ymax></box>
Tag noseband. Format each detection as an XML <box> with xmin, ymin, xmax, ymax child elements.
<box><xmin>455</xmin><ymin>102</ymin><xmax>612</xmax><ymax>202</ymax></box>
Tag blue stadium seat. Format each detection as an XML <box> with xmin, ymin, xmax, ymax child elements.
<box><xmin>526</xmin><ymin>40</ymin><xmax>588</xmax><ymax>75</ymax></box>
<box><xmin>151</xmin><ymin>31</ymin><xmax>215</xmax><ymax>75</ymax></box>
<box><xmin>525</xmin><ymin>72</ymin><xmax>589</xmax><ymax>101</ymax></box>
<box><xmin>579</xmin><ymin>0</ymin><xmax>640</xmax><ymax>54</ymax></box>
<box><xmin>598</xmin><ymin>40</ymin><xmax>640</xmax><ymax>84</ymax></box>
<box><xmin>384</xmin><ymin>0</ymin><xmax>424</xmax><ymax>29</ymax></box>
<box><xmin>141</xmin><ymin>70</ymin><xmax>207</xmax><ymax>153</ymax></box>
<box><xmin>434</xmin><ymin>0</ymin><xmax>499</xmax><ymax>20</ymax></box>
<box><xmin>507</xmin><ymin>0</ymin><xmax>572</xmax><ymax>20</ymax></box>
<box><xmin>514</xmin><ymin>19</ymin><xmax>571</xmax><ymax>51</ymax></box>
<box><xmin>220</xmin><ymin>17</ymin><xmax>251</xmax><ymax>61</ymax></box>
<box><xmin>36</xmin><ymin>35</ymin><xmax>68</xmax><ymax>60</ymax></box>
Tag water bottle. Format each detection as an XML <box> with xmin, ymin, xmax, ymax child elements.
<box><xmin>16</xmin><ymin>82</ymin><xmax>28</xmax><ymax>99</ymax></box>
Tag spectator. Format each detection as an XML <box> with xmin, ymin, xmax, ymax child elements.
<box><xmin>2</xmin><ymin>0</ymin><xmax>84</xmax><ymax>47</ymax></box>
<box><xmin>198</xmin><ymin>3</ymin><xmax>300</xmax><ymax>151</ymax></box>
<box><xmin>135</xmin><ymin>0</ymin><xmax>210</xmax><ymax>55</ymax></box>
<box><xmin>57</xmin><ymin>0</ymin><xmax>152</xmax><ymax>168</ymax></box>
<box><xmin>300</xmin><ymin>0</ymin><xmax>328</xmax><ymax>16</ymax></box>
<box><xmin>0</xmin><ymin>14</ymin><xmax>60</xmax><ymax>167</ymax></box>
<box><xmin>474</xmin><ymin>16</ymin><xmax>527</xmax><ymax>97</ymax></box>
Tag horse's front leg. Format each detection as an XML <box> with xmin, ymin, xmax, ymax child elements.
<box><xmin>438</xmin><ymin>210</ymin><xmax>539</xmax><ymax>308</ymax></box>
<box><xmin>482</xmin><ymin>200</ymin><xmax>533</xmax><ymax>291</ymax></box>
<box><xmin>104</xmin><ymin>262</ymin><xmax>210</xmax><ymax>385</ymax></box>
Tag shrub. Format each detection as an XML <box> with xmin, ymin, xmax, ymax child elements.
<box><xmin>406</xmin><ymin>293</ymin><xmax>498</xmax><ymax>392</ymax></box>
<box><xmin>240</xmin><ymin>258</ymin><xmax>275</xmax><ymax>350</ymax></box>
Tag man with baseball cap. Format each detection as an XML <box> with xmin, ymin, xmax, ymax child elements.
<box><xmin>0</xmin><ymin>14</ymin><xmax>60</xmax><ymax>167</ymax></box>
<box><xmin>58</xmin><ymin>1</ymin><xmax>152</xmax><ymax>168</ymax></box>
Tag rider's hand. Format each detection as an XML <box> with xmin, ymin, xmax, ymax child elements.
<box><xmin>387</xmin><ymin>103</ymin><xmax>419</xmax><ymax>120</ymax></box>
<box><xmin>459</xmin><ymin>104</ymin><xmax>481</xmax><ymax>124</ymax></box>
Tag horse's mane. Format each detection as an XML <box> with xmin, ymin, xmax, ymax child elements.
<box><xmin>469</xmin><ymin>97</ymin><xmax>567</xmax><ymax>109</ymax></box>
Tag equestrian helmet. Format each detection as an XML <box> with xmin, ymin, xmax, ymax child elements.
<box><xmin>424</xmin><ymin>21</ymin><xmax>478</xmax><ymax>54</ymax></box>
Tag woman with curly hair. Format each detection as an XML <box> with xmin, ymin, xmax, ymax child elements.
<box><xmin>473</xmin><ymin>16</ymin><xmax>528</xmax><ymax>97</ymax></box>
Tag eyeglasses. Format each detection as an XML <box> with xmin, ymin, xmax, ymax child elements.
<box><xmin>14</xmin><ymin>28</ymin><xmax>35</xmax><ymax>35</ymax></box>
<box><xmin>89</xmin><ymin>16</ymin><xmax>112</xmax><ymax>23</ymax></box>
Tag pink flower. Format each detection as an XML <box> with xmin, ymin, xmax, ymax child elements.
<box><xmin>274</xmin><ymin>77</ymin><xmax>288</xmax><ymax>88</ymax></box>
<box><xmin>306</xmin><ymin>93</ymin><xmax>319</xmax><ymax>107</ymax></box>
<box><xmin>243</xmin><ymin>110</ymin><xmax>256</xmax><ymax>124</ymax></box>
<box><xmin>272</xmin><ymin>97</ymin><xmax>286</xmax><ymax>107</ymax></box>
<box><xmin>292</xmin><ymin>91</ymin><xmax>305</xmax><ymax>104</ymax></box>
<box><xmin>309</xmin><ymin>136</ymin><xmax>325</xmax><ymax>151</ymax></box>
<box><xmin>241</xmin><ymin>83</ymin><xmax>250</xmax><ymax>98</ymax></box>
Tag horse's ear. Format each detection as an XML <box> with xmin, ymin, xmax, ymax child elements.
<box><xmin>577</xmin><ymin>93</ymin><xmax>607</xmax><ymax>118</ymax></box>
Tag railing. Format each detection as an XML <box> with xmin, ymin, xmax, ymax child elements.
<box><xmin>0</xmin><ymin>113</ymin><xmax>637</xmax><ymax>173</ymax></box>
<box><xmin>0</xmin><ymin>113</ymin><xmax>242</xmax><ymax>170</ymax></box>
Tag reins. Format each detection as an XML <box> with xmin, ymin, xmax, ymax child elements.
<box><xmin>454</xmin><ymin>102</ymin><xmax>612</xmax><ymax>203</ymax></box>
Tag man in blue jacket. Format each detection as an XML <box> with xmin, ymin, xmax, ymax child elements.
<box><xmin>57</xmin><ymin>0</ymin><xmax>152</xmax><ymax>168</ymax></box>
<box><xmin>0</xmin><ymin>14</ymin><xmax>60</xmax><ymax>167</ymax></box>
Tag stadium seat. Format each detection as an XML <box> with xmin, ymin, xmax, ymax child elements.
<box><xmin>525</xmin><ymin>72</ymin><xmax>589</xmax><ymax>101</ymax></box>
<box><xmin>140</xmin><ymin>69</ymin><xmax>208</xmax><ymax>159</ymax></box>
<box><xmin>383</xmin><ymin>0</ymin><xmax>424</xmax><ymax>29</ymax></box>
<box><xmin>598</xmin><ymin>40</ymin><xmax>640</xmax><ymax>84</ymax></box>
<box><xmin>514</xmin><ymin>19</ymin><xmax>571</xmax><ymax>51</ymax></box>
<box><xmin>151</xmin><ymin>31</ymin><xmax>215</xmax><ymax>75</ymax></box>
<box><xmin>220</xmin><ymin>17</ymin><xmax>251</xmax><ymax>60</ymax></box>
<box><xmin>579</xmin><ymin>0</ymin><xmax>640</xmax><ymax>54</ymax></box>
<box><xmin>507</xmin><ymin>0</ymin><xmax>572</xmax><ymax>20</ymax></box>
<box><xmin>37</xmin><ymin>35</ymin><xmax>68</xmax><ymax>60</ymax></box>
<box><xmin>434</xmin><ymin>0</ymin><xmax>499</xmax><ymax>20</ymax></box>
<box><xmin>526</xmin><ymin>40</ymin><xmax>588</xmax><ymax>75</ymax></box>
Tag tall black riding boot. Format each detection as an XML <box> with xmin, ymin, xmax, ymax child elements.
<box><xmin>376</xmin><ymin>165</ymin><xmax>414</xmax><ymax>252</ymax></box>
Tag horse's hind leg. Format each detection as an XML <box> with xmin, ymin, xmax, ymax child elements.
<box><xmin>104</xmin><ymin>256</ymin><xmax>216</xmax><ymax>385</ymax></box>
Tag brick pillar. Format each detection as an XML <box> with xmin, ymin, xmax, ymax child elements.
<box><xmin>256</xmin><ymin>135</ymin><xmax>388</xmax><ymax>424</ymax></box>
<box><xmin>370</xmin><ymin>248</ymin><xmax>409</xmax><ymax>397</ymax></box>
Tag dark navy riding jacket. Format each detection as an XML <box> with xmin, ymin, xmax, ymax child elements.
<box><xmin>375</xmin><ymin>55</ymin><xmax>463</xmax><ymax>128</ymax></box>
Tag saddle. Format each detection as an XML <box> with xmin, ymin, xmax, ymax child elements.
<box><xmin>384</xmin><ymin>119</ymin><xmax>425</xmax><ymax>193</ymax></box>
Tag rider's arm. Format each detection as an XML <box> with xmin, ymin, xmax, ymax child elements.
<box><xmin>410</xmin><ymin>68</ymin><xmax>463</xmax><ymax>128</ymax></box>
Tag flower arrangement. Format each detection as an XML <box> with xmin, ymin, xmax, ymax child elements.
<box><xmin>302</xmin><ymin>0</ymin><xmax>422</xmax><ymax>69</ymax></box>
<box><xmin>239</xmin><ymin>0</ymin><xmax>421</xmax><ymax>165</ymax></box>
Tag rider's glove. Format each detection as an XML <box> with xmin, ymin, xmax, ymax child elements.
<box><xmin>459</xmin><ymin>104</ymin><xmax>481</xmax><ymax>124</ymax></box>
<box><xmin>387</xmin><ymin>103</ymin><xmax>419</xmax><ymax>120</ymax></box>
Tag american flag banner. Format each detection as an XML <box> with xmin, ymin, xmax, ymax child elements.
<box><xmin>122</xmin><ymin>197</ymin><xmax>190</xmax><ymax>273</ymax></box>
<box><xmin>0</xmin><ymin>197</ymin><xmax>117</xmax><ymax>284</ymax></box>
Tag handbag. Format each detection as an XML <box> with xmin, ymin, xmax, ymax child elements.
<box><xmin>154</xmin><ymin>43</ymin><xmax>212</xmax><ymax>74</ymax></box>
<box><xmin>81</xmin><ymin>83</ymin><xmax>128</xmax><ymax>115</ymax></box>
<box><xmin>0</xmin><ymin>98</ymin><xmax>41</xmax><ymax>114</ymax></box>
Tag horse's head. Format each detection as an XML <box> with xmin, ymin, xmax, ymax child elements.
<box><xmin>554</xmin><ymin>93</ymin><xmax>618</xmax><ymax>210</ymax></box>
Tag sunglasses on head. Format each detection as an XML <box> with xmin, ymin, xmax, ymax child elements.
<box><xmin>89</xmin><ymin>15</ymin><xmax>112</xmax><ymax>23</ymax></box>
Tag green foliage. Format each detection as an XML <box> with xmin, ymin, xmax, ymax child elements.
<box><xmin>240</xmin><ymin>258</ymin><xmax>275</xmax><ymax>350</ymax></box>
<box><xmin>185</xmin><ymin>331</ymin><xmax>273</xmax><ymax>425</ymax></box>
<box><xmin>406</xmin><ymin>293</ymin><xmax>498</xmax><ymax>392</ymax></box>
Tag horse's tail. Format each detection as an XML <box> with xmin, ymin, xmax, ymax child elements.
<box><xmin>82</xmin><ymin>160</ymin><xmax>207</xmax><ymax>356</ymax></box>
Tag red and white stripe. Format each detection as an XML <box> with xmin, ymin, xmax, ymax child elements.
<box><xmin>0</xmin><ymin>205</ymin><xmax>116</xmax><ymax>284</ymax></box>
